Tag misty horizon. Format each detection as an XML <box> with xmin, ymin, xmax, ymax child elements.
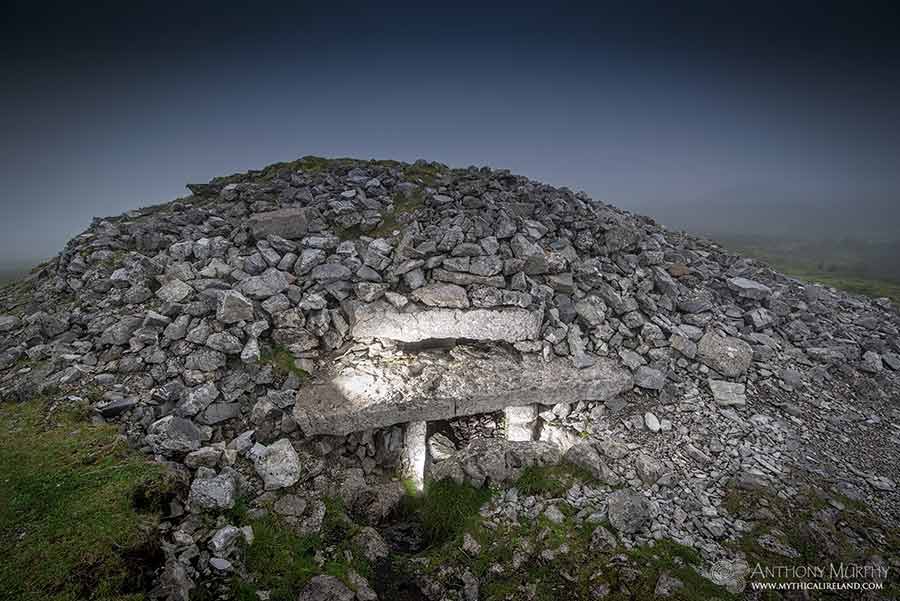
<box><xmin>2</xmin><ymin>1</ymin><xmax>899</xmax><ymax>269</ymax></box>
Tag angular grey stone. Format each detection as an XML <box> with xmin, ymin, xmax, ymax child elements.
<box><xmin>727</xmin><ymin>277</ymin><xmax>772</xmax><ymax>300</ymax></box>
<box><xmin>297</xmin><ymin>575</ymin><xmax>354</xmax><ymax>601</ymax></box>
<box><xmin>295</xmin><ymin>349</ymin><xmax>632</xmax><ymax>435</ymax></box>
<box><xmin>411</xmin><ymin>283</ymin><xmax>469</xmax><ymax>308</ymax></box>
<box><xmin>344</xmin><ymin>301</ymin><xmax>542</xmax><ymax>344</ymax></box>
<box><xmin>310</xmin><ymin>263</ymin><xmax>352</xmax><ymax>282</ymax></box>
<box><xmin>669</xmin><ymin>333</ymin><xmax>697</xmax><ymax>359</ymax></box>
<box><xmin>184</xmin><ymin>349</ymin><xmax>226</xmax><ymax>372</ymax></box>
<box><xmin>201</xmin><ymin>402</ymin><xmax>240</xmax><ymax>425</ymax></box>
<box><xmin>189</xmin><ymin>471</ymin><xmax>237</xmax><ymax>511</ymax></box>
<box><xmin>241</xmin><ymin>337</ymin><xmax>261</xmax><ymax>363</ymax></box>
<box><xmin>253</xmin><ymin>438</ymin><xmax>302</xmax><ymax>490</ymax></box>
<box><xmin>99</xmin><ymin>316</ymin><xmax>143</xmax><ymax>346</ymax></box>
<box><xmin>469</xmin><ymin>255</ymin><xmax>503</xmax><ymax>277</ymax></box>
<box><xmin>429</xmin><ymin>439</ymin><xmax>562</xmax><ymax>488</ymax></box>
<box><xmin>452</xmin><ymin>242</ymin><xmax>483</xmax><ymax>257</ymax></box>
<box><xmin>618</xmin><ymin>349</ymin><xmax>646</xmax><ymax>370</ymax></box>
<box><xmin>709</xmin><ymin>379</ymin><xmax>746</xmax><ymax>406</ymax></box>
<box><xmin>178</xmin><ymin>382</ymin><xmax>220</xmax><ymax>417</ymax></box>
<box><xmin>273</xmin><ymin>494</ymin><xmax>307</xmax><ymax>517</ymax></box>
<box><xmin>634</xmin><ymin>366</ymin><xmax>666</xmax><ymax>390</ymax></box>
<box><xmin>605</xmin><ymin>225</ymin><xmax>640</xmax><ymax>252</ymax></box>
<box><xmin>607</xmin><ymin>490</ymin><xmax>650</xmax><ymax>533</ymax></box>
<box><xmin>677</xmin><ymin>290</ymin><xmax>714</xmax><ymax>314</ymax></box>
<box><xmin>590</xmin><ymin>525</ymin><xmax>618</xmax><ymax>551</ymax></box>
<box><xmin>209</xmin><ymin>525</ymin><xmax>241</xmax><ymax>557</ymax></box>
<box><xmin>356</xmin><ymin>282</ymin><xmax>386</xmax><ymax>302</ymax></box>
<box><xmin>353</xmin><ymin>527</ymin><xmax>389</xmax><ymax>563</ymax></box>
<box><xmin>206</xmin><ymin>332</ymin><xmax>242</xmax><ymax>354</ymax></box>
<box><xmin>239</xmin><ymin>268</ymin><xmax>291</xmax><ymax>300</ymax></box>
<box><xmin>543</xmin><ymin>504</ymin><xmax>565</xmax><ymax>524</ymax></box>
<box><xmin>156</xmin><ymin>279</ymin><xmax>193</xmax><ymax>303</ymax></box>
<box><xmin>634</xmin><ymin>454</ymin><xmax>665</xmax><ymax>485</ymax></box>
<box><xmin>209</xmin><ymin>557</ymin><xmax>232</xmax><ymax>573</ymax></box>
<box><xmin>745</xmin><ymin>307</ymin><xmax>774</xmax><ymax>330</ymax></box>
<box><xmin>123</xmin><ymin>285</ymin><xmax>153</xmax><ymax>304</ymax></box>
<box><xmin>295</xmin><ymin>248</ymin><xmax>327</xmax><ymax>275</ymax></box>
<box><xmin>249</xmin><ymin>208</ymin><xmax>308</xmax><ymax>240</ymax></box>
<box><xmin>432</xmin><ymin>268</ymin><xmax>505</xmax><ymax>288</ymax></box>
<box><xmin>143</xmin><ymin>310</ymin><xmax>171</xmax><ymax>328</ymax></box>
<box><xmin>146</xmin><ymin>415</ymin><xmax>202</xmax><ymax>455</ymax></box>
<box><xmin>564</xmin><ymin>443</ymin><xmax>619</xmax><ymax>484</ymax></box>
<box><xmin>98</xmin><ymin>397</ymin><xmax>139</xmax><ymax>418</ymax></box>
<box><xmin>860</xmin><ymin>351</ymin><xmax>882</xmax><ymax>373</ymax></box>
<box><xmin>428</xmin><ymin>432</ymin><xmax>457</xmax><ymax>462</ymax></box>
<box><xmin>0</xmin><ymin>315</ymin><xmax>21</xmax><ymax>333</ymax></box>
<box><xmin>884</xmin><ymin>352</ymin><xmax>900</xmax><ymax>371</ymax></box>
<box><xmin>184</xmin><ymin>446</ymin><xmax>222</xmax><ymax>469</ymax></box>
<box><xmin>698</xmin><ymin>332</ymin><xmax>752</xmax><ymax>377</ymax></box>
<box><xmin>261</xmin><ymin>293</ymin><xmax>291</xmax><ymax>315</ymax></box>
<box><xmin>217</xmin><ymin>291</ymin><xmax>254</xmax><ymax>323</ymax></box>
<box><xmin>567</xmin><ymin>323</ymin><xmax>594</xmax><ymax>368</ymax></box>
<box><xmin>574</xmin><ymin>296</ymin><xmax>606</xmax><ymax>327</ymax></box>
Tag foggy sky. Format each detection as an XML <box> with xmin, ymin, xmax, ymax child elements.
<box><xmin>2</xmin><ymin>1</ymin><xmax>899</xmax><ymax>269</ymax></box>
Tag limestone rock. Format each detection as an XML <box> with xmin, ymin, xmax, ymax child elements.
<box><xmin>634</xmin><ymin>366</ymin><xmax>666</xmax><ymax>390</ymax></box>
<box><xmin>239</xmin><ymin>268</ymin><xmax>291</xmax><ymax>300</ymax></box>
<box><xmin>344</xmin><ymin>301</ymin><xmax>542</xmax><ymax>344</ymax></box>
<box><xmin>607</xmin><ymin>489</ymin><xmax>650</xmax><ymax>533</ymax></box>
<box><xmin>217</xmin><ymin>291</ymin><xmax>254</xmax><ymax>323</ymax></box>
<box><xmin>727</xmin><ymin>277</ymin><xmax>772</xmax><ymax>300</ymax></box>
<box><xmin>146</xmin><ymin>415</ymin><xmax>201</xmax><ymax>455</ymax></box>
<box><xmin>294</xmin><ymin>349</ymin><xmax>632</xmax><ymax>435</ymax></box>
<box><xmin>297</xmin><ymin>575</ymin><xmax>354</xmax><ymax>601</ymax></box>
<box><xmin>189</xmin><ymin>471</ymin><xmax>237</xmax><ymax>511</ymax></box>
<box><xmin>156</xmin><ymin>279</ymin><xmax>193</xmax><ymax>303</ymax></box>
<box><xmin>253</xmin><ymin>438</ymin><xmax>301</xmax><ymax>490</ymax></box>
<box><xmin>709</xmin><ymin>379</ymin><xmax>747</xmax><ymax>407</ymax></box>
<box><xmin>0</xmin><ymin>315</ymin><xmax>21</xmax><ymax>333</ymax></box>
<box><xmin>412</xmin><ymin>283</ymin><xmax>470</xmax><ymax>308</ymax></box>
<box><xmin>698</xmin><ymin>332</ymin><xmax>752</xmax><ymax>377</ymax></box>
<box><xmin>249</xmin><ymin>208</ymin><xmax>308</xmax><ymax>240</ymax></box>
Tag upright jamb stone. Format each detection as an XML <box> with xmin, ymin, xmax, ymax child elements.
<box><xmin>505</xmin><ymin>405</ymin><xmax>539</xmax><ymax>441</ymax></box>
<box><xmin>403</xmin><ymin>421</ymin><xmax>428</xmax><ymax>491</ymax></box>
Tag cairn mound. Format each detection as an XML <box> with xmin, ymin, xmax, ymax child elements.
<box><xmin>1</xmin><ymin>156</ymin><xmax>899</xmax><ymax>598</ymax></box>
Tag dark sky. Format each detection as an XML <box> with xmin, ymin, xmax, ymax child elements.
<box><xmin>2</xmin><ymin>1</ymin><xmax>900</xmax><ymax>267</ymax></box>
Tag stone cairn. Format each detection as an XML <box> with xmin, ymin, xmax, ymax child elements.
<box><xmin>1</xmin><ymin>157</ymin><xmax>898</xmax><ymax>599</ymax></box>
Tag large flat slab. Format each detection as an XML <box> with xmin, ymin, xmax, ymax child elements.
<box><xmin>343</xmin><ymin>301</ymin><xmax>542</xmax><ymax>343</ymax></box>
<box><xmin>249</xmin><ymin>208</ymin><xmax>308</xmax><ymax>240</ymax></box>
<box><xmin>293</xmin><ymin>346</ymin><xmax>633</xmax><ymax>435</ymax></box>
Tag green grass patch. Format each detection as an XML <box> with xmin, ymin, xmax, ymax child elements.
<box><xmin>401</xmin><ymin>162</ymin><xmax>448</xmax><ymax>187</ymax></box>
<box><xmin>723</xmin><ymin>482</ymin><xmax>900</xmax><ymax>599</ymax></box>
<box><xmin>235</xmin><ymin>497</ymin><xmax>371</xmax><ymax>601</ymax></box>
<box><xmin>236</xmin><ymin>514</ymin><xmax>320</xmax><ymax>600</ymax></box>
<box><xmin>402</xmin><ymin>479</ymin><xmax>492</xmax><ymax>546</ymax></box>
<box><xmin>367</xmin><ymin>189</ymin><xmax>427</xmax><ymax>238</ymax></box>
<box><xmin>0</xmin><ymin>397</ymin><xmax>173</xmax><ymax>601</ymax></box>
<box><xmin>414</xmin><ymin>490</ymin><xmax>734</xmax><ymax>601</ymax></box>
<box><xmin>514</xmin><ymin>463</ymin><xmax>596</xmax><ymax>498</ymax></box>
<box><xmin>260</xmin><ymin>343</ymin><xmax>310</xmax><ymax>381</ymax></box>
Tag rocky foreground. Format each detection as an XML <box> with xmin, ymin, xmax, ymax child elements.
<box><xmin>1</xmin><ymin>156</ymin><xmax>899</xmax><ymax>600</ymax></box>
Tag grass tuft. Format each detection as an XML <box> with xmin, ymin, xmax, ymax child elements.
<box><xmin>514</xmin><ymin>463</ymin><xmax>596</xmax><ymax>497</ymax></box>
<box><xmin>402</xmin><ymin>478</ymin><xmax>492</xmax><ymax>546</ymax></box>
<box><xmin>236</xmin><ymin>497</ymin><xmax>371</xmax><ymax>601</ymax></box>
<box><xmin>0</xmin><ymin>397</ymin><xmax>172</xmax><ymax>601</ymax></box>
<box><xmin>260</xmin><ymin>344</ymin><xmax>310</xmax><ymax>381</ymax></box>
